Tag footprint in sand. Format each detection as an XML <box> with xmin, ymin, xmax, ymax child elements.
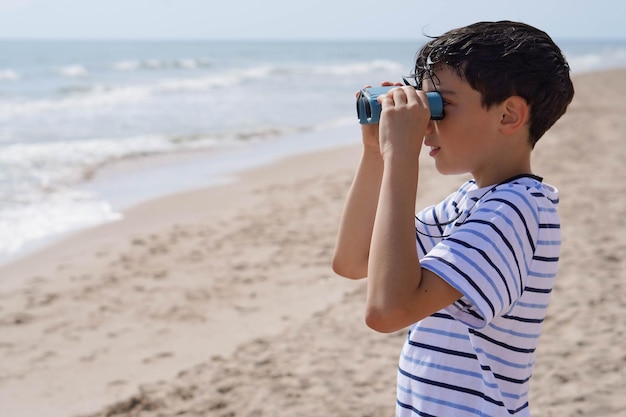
<box><xmin>142</xmin><ymin>351</ymin><xmax>174</xmax><ymax>364</ymax></box>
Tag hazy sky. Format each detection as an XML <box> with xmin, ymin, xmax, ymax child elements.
<box><xmin>0</xmin><ymin>0</ymin><xmax>624</xmax><ymax>40</ymax></box>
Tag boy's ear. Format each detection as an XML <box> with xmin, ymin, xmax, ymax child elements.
<box><xmin>498</xmin><ymin>96</ymin><xmax>529</xmax><ymax>135</ymax></box>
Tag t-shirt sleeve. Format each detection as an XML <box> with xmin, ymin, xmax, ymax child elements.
<box><xmin>420</xmin><ymin>188</ymin><xmax>540</xmax><ymax>329</ymax></box>
<box><xmin>414</xmin><ymin>182</ymin><xmax>473</xmax><ymax>257</ymax></box>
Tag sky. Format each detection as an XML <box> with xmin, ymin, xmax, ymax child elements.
<box><xmin>0</xmin><ymin>0</ymin><xmax>624</xmax><ymax>41</ymax></box>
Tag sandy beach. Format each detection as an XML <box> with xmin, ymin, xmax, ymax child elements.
<box><xmin>1</xmin><ymin>69</ymin><xmax>625</xmax><ymax>417</ymax></box>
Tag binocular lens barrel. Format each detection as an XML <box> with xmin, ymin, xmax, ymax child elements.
<box><xmin>356</xmin><ymin>86</ymin><xmax>444</xmax><ymax>124</ymax></box>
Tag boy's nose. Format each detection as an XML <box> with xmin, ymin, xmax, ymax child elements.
<box><xmin>424</xmin><ymin>119</ymin><xmax>436</xmax><ymax>136</ymax></box>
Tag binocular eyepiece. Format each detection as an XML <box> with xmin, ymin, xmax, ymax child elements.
<box><xmin>356</xmin><ymin>86</ymin><xmax>444</xmax><ymax>124</ymax></box>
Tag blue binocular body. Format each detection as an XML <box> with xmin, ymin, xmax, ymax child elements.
<box><xmin>356</xmin><ymin>86</ymin><xmax>444</xmax><ymax>124</ymax></box>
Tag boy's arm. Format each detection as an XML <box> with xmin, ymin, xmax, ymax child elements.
<box><xmin>332</xmin><ymin>125</ymin><xmax>383</xmax><ymax>279</ymax></box>
<box><xmin>333</xmin><ymin>82</ymin><xmax>407</xmax><ymax>279</ymax></box>
<box><xmin>365</xmin><ymin>87</ymin><xmax>461</xmax><ymax>333</ymax></box>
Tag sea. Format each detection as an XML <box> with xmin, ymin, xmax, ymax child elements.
<box><xmin>1</xmin><ymin>38</ymin><xmax>625</xmax><ymax>263</ymax></box>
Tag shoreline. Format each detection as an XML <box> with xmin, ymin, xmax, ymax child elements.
<box><xmin>0</xmin><ymin>143</ymin><xmax>366</xmax><ymax>416</ymax></box>
<box><xmin>2</xmin><ymin>64</ymin><xmax>625</xmax><ymax>266</ymax></box>
<box><xmin>1</xmin><ymin>69</ymin><xmax>625</xmax><ymax>417</ymax></box>
<box><xmin>82</xmin><ymin>121</ymin><xmax>361</xmax><ymax>210</ymax></box>
<box><xmin>1</xmin><ymin>122</ymin><xmax>360</xmax><ymax>269</ymax></box>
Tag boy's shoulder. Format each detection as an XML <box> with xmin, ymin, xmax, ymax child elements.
<box><xmin>449</xmin><ymin>175</ymin><xmax>560</xmax><ymax>236</ymax></box>
<box><xmin>447</xmin><ymin>175</ymin><xmax>557</xmax><ymax>209</ymax></box>
<box><xmin>472</xmin><ymin>176</ymin><xmax>560</xmax><ymax>223</ymax></box>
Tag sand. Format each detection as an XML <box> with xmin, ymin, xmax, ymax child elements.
<box><xmin>0</xmin><ymin>69</ymin><xmax>625</xmax><ymax>417</ymax></box>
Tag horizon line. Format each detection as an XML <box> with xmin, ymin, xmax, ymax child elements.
<box><xmin>0</xmin><ymin>36</ymin><xmax>625</xmax><ymax>42</ymax></box>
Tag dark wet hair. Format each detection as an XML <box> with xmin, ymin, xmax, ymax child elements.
<box><xmin>411</xmin><ymin>21</ymin><xmax>574</xmax><ymax>147</ymax></box>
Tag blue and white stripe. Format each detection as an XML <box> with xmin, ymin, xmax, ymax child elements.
<box><xmin>398</xmin><ymin>177</ymin><xmax>560</xmax><ymax>416</ymax></box>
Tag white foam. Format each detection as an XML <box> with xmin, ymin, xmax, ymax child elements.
<box><xmin>0</xmin><ymin>69</ymin><xmax>20</xmax><ymax>81</ymax></box>
<box><xmin>57</xmin><ymin>64</ymin><xmax>89</xmax><ymax>77</ymax></box>
<box><xmin>0</xmin><ymin>190</ymin><xmax>122</xmax><ymax>255</ymax></box>
<box><xmin>0</xmin><ymin>58</ymin><xmax>403</xmax><ymax>120</ymax></box>
<box><xmin>311</xmin><ymin>59</ymin><xmax>404</xmax><ymax>76</ymax></box>
<box><xmin>155</xmin><ymin>65</ymin><xmax>272</xmax><ymax>93</ymax></box>
<box><xmin>178</xmin><ymin>58</ymin><xmax>198</xmax><ymax>69</ymax></box>
<box><xmin>0</xmin><ymin>133</ymin><xmax>220</xmax><ymax>258</ymax></box>
<box><xmin>113</xmin><ymin>60</ymin><xmax>141</xmax><ymax>71</ymax></box>
<box><xmin>0</xmin><ymin>127</ymin><xmax>295</xmax><ymax>260</ymax></box>
<box><xmin>111</xmin><ymin>58</ymin><xmax>212</xmax><ymax>72</ymax></box>
<box><xmin>0</xmin><ymin>85</ymin><xmax>151</xmax><ymax>120</ymax></box>
<box><xmin>0</xmin><ymin>66</ymin><xmax>276</xmax><ymax>120</ymax></box>
<box><xmin>1</xmin><ymin>135</ymin><xmax>211</xmax><ymax>181</ymax></box>
<box><xmin>567</xmin><ymin>47</ymin><xmax>626</xmax><ymax>73</ymax></box>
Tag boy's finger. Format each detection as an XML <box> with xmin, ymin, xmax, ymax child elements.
<box><xmin>355</xmin><ymin>85</ymin><xmax>372</xmax><ymax>99</ymax></box>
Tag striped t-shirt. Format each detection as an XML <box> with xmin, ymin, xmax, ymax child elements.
<box><xmin>397</xmin><ymin>175</ymin><xmax>560</xmax><ymax>417</ymax></box>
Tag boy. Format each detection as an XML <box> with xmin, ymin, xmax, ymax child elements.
<box><xmin>332</xmin><ymin>21</ymin><xmax>574</xmax><ymax>416</ymax></box>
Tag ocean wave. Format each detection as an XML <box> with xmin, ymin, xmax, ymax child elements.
<box><xmin>310</xmin><ymin>59</ymin><xmax>404</xmax><ymax>76</ymax></box>
<box><xmin>1</xmin><ymin>135</ymin><xmax>210</xmax><ymax>189</ymax></box>
<box><xmin>0</xmin><ymin>66</ymin><xmax>272</xmax><ymax>119</ymax></box>
<box><xmin>0</xmin><ymin>85</ymin><xmax>151</xmax><ymax>120</ymax></box>
<box><xmin>57</xmin><ymin>65</ymin><xmax>89</xmax><ymax>78</ymax></box>
<box><xmin>0</xmin><ymin>69</ymin><xmax>20</xmax><ymax>81</ymax></box>
<box><xmin>0</xmin><ymin>190</ymin><xmax>122</xmax><ymax>255</ymax></box>
<box><xmin>0</xmin><ymin>125</ymin><xmax>296</xmax><ymax>256</ymax></box>
<box><xmin>0</xmin><ymin>134</ymin><xmax>203</xmax><ymax>255</ymax></box>
<box><xmin>0</xmin><ymin>58</ymin><xmax>400</xmax><ymax>119</ymax></box>
<box><xmin>0</xmin><ymin>125</ymin><xmax>297</xmax><ymax>190</ymax></box>
<box><xmin>567</xmin><ymin>47</ymin><xmax>626</xmax><ymax>73</ymax></box>
<box><xmin>1</xmin><ymin>78</ymin><xmax>240</xmax><ymax>121</ymax></box>
<box><xmin>113</xmin><ymin>58</ymin><xmax>212</xmax><ymax>71</ymax></box>
<box><xmin>154</xmin><ymin>65</ymin><xmax>273</xmax><ymax>93</ymax></box>
<box><xmin>0</xmin><ymin>136</ymin><xmax>166</xmax><ymax>254</ymax></box>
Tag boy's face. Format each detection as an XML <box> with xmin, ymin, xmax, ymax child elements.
<box><xmin>422</xmin><ymin>65</ymin><xmax>504</xmax><ymax>183</ymax></box>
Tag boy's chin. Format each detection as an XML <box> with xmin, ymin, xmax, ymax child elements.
<box><xmin>434</xmin><ymin>163</ymin><xmax>466</xmax><ymax>177</ymax></box>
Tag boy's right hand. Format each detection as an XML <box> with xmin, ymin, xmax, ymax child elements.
<box><xmin>359</xmin><ymin>81</ymin><xmax>402</xmax><ymax>153</ymax></box>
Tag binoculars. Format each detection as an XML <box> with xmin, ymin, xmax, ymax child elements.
<box><xmin>356</xmin><ymin>86</ymin><xmax>444</xmax><ymax>124</ymax></box>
